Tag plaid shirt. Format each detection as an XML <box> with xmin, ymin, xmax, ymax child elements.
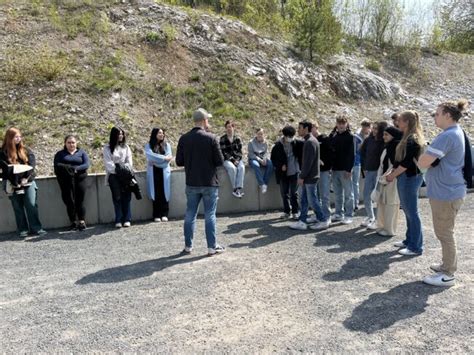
<box><xmin>219</xmin><ymin>134</ymin><xmax>243</xmax><ymax>162</ymax></box>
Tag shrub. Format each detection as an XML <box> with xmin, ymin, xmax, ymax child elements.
<box><xmin>365</xmin><ymin>58</ymin><xmax>381</xmax><ymax>72</ymax></box>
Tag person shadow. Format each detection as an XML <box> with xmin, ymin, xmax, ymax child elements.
<box><xmin>323</xmin><ymin>250</ymin><xmax>416</xmax><ymax>281</ymax></box>
<box><xmin>23</xmin><ymin>224</ymin><xmax>110</xmax><ymax>242</ymax></box>
<box><xmin>343</xmin><ymin>281</ymin><xmax>446</xmax><ymax>333</ymax></box>
<box><xmin>75</xmin><ymin>253</ymin><xmax>208</xmax><ymax>285</ymax></box>
<box><xmin>313</xmin><ymin>226</ymin><xmax>387</xmax><ymax>253</ymax></box>
<box><xmin>222</xmin><ymin>215</ymin><xmax>283</xmax><ymax>236</ymax></box>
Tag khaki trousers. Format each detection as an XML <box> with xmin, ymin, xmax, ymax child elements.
<box><xmin>429</xmin><ymin>198</ymin><xmax>464</xmax><ymax>276</ymax></box>
<box><xmin>376</xmin><ymin>202</ymin><xmax>399</xmax><ymax>236</ymax></box>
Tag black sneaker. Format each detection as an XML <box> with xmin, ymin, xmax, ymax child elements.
<box><xmin>77</xmin><ymin>222</ymin><xmax>87</xmax><ymax>231</ymax></box>
<box><xmin>207</xmin><ymin>245</ymin><xmax>225</xmax><ymax>256</ymax></box>
<box><xmin>68</xmin><ymin>223</ymin><xmax>78</xmax><ymax>231</ymax></box>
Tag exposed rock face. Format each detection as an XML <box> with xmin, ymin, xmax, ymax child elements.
<box><xmin>109</xmin><ymin>0</ymin><xmax>404</xmax><ymax>101</ymax></box>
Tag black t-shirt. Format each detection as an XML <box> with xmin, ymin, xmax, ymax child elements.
<box><xmin>393</xmin><ymin>138</ymin><xmax>422</xmax><ymax>177</ymax></box>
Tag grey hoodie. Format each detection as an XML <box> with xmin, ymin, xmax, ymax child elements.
<box><xmin>247</xmin><ymin>137</ymin><xmax>268</xmax><ymax>162</ymax></box>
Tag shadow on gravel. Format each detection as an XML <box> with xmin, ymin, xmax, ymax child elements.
<box><xmin>344</xmin><ymin>281</ymin><xmax>446</xmax><ymax>333</ymax></box>
<box><xmin>222</xmin><ymin>217</ymin><xmax>282</xmax><ymax>235</ymax></box>
<box><xmin>313</xmin><ymin>227</ymin><xmax>386</xmax><ymax>253</ymax></box>
<box><xmin>323</xmin><ymin>250</ymin><xmax>415</xmax><ymax>281</ymax></box>
<box><xmin>24</xmin><ymin>226</ymin><xmax>110</xmax><ymax>243</ymax></box>
<box><xmin>228</xmin><ymin>222</ymin><xmax>314</xmax><ymax>249</ymax></box>
<box><xmin>76</xmin><ymin>253</ymin><xmax>208</xmax><ymax>284</ymax></box>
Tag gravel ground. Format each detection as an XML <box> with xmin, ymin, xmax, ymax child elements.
<box><xmin>1</xmin><ymin>194</ymin><xmax>473</xmax><ymax>353</ymax></box>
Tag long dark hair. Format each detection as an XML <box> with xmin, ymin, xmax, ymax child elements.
<box><xmin>149</xmin><ymin>128</ymin><xmax>166</xmax><ymax>154</ymax></box>
<box><xmin>375</xmin><ymin>121</ymin><xmax>388</xmax><ymax>141</ymax></box>
<box><xmin>109</xmin><ymin>126</ymin><xmax>126</xmax><ymax>154</ymax></box>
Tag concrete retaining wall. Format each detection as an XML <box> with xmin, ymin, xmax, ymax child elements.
<box><xmin>0</xmin><ymin>166</ymin><xmax>439</xmax><ymax>235</ymax></box>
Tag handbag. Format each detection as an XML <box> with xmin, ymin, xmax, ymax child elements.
<box><xmin>370</xmin><ymin>179</ymin><xmax>382</xmax><ymax>203</ymax></box>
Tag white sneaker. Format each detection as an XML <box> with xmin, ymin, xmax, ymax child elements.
<box><xmin>291</xmin><ymin>213</ymin><xmax>300</xmax><ymax>220</ymax></box>
<box><xmin>261</xmin><ymin>184</ymin><xmax>268</xmax><ymax>194</ymax></box>
<box><xmin>377</xmin><ymin>229</ymin><xmax>392</xmax><ymax>237</ymax></box>
<box><xmin>430</xmin><ymin>263</ymin><xmax>443</xmax><ymax>273</ymax></box>
<box><xmin>280</xmin><ymin>213</ymin><xmax>290</xmax><ymax>219</ymax></box>
<box><xmin>423</xmin><ymin>272</ymin><xmax>455</xmax><ymax>287</ymax></box>
<box><xmin>393</xmin><ymin>241</ymin><xmax>406</xmax><ymax>248</ymax></box>
<box><xmin>208</xmin><ymin>245</ymin><xmax>225</xmax><ymax>256</ymax></box>
<box><xmin>398</xmin><ymin>248</ymin><xmax>420</xmax><ymax>256</ymax></box>
<box><xmin>341</xmin><ymin>217</ymin><xmax>353</xmax><ymax>225</ymax></box>
<box><xmin>154</xmin><ymin>218</ymin><xmax>161</xmax><ymax>222</ymax></box>
<box><xmin>289</xmin><ymin>220</ymin><xmax>307</xmax><ymax>230</ymax></box>
<box><xmin>310</xmin><ymin>220</ymin><xmax>331</xmax><ymax>230</ymax></box>
<box><xmin>123</xmin><ymin>221</ymin><xmax>131</xmax><ymax>228</ymax></box>
<box><xmin>238</xmin><ymin>189</ymin><xmax>245</xmax><ymax>197</ymax></box>
<box><xmin>161</xmin><ymin>216</ymin><xmax>168</xmax><ymax>222</ymax></box>
<box><xmin>115</xmin><ymin>223</ymin><xmax>122</xmax><ymax>228</ymax></box>
<box><xmin>331</xmin><ymin>214</ymin><xmax>343</xmax><ymax>222</ymax></box>
<box><xmin>360</xmin><ymin>217</ymin><xmax>372</xmax><ymax>227</ymax></box>
<box><xmin>232</xmin><ymin>190</ymin><xmax>241</xmax><ymax>198</ymax></box>
<box><xmin>367</xmin><ymin>221</ymin><xmax>378</xmax><ymax>230</ymax></box>
<box><xmin>307</xmin><ymin>215</ymin><xmax>319</xmax><ymax>224</ymax></box>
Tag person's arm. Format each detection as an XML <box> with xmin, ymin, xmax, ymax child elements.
<box><xmin>299</xmin><ymin>142</ymin><xmax>314</xmax><ymax>181</ymax></box>
<box><xmin>125</xmin><ymin>145</ymin><xmax>133</xmax><ymax>169</ymax></box>
<box><xmin>53</xmin><ymin>151</ymin><xmax>62</xmax><ymax>176</ymax></box>
<box><xmin>103</xmin><ymin>146</ymin><xmax>116</xmax><ymax>174</ymax></box>
<box><xmin>175</xmin><ymin>137</ymin><xmax>184</xmax><ymax>167</ymax></box>
<box><xmin>234</xmin><ymin>137</ymin><xmax>243</xmax><ymax>162</ymax></box>
<box><xmin>247</xmin><ymin>141</ymin><xmax>258</xmax><ymax>162</ymax></box>
<box><xmin>75</xmin><ymin>149</ymin><xmax>90</xmax><ymax>171</ymax></box>
<box><xmin>145</xmin><ymin>144</ymin><xmax>167</xmax><ymax>165</ymax></box>
<box><xmin>360</xmin><ymin>139</ymin><xmax>367</xmax><ymax>171</ymax></box>
<box><xmin>26</xmin><ymin>149</ymin><xmax>36</xmax><ymax>182</ymax></box>
<box><xmin>344</xmin><ymin>134</ymin><xmax>355</xmax><ymax>174</ymax></box>
<box><xmin>212</xmin><ymin>136</ymin><xmax>224</xmax><ymax>167</ymax></box>
<box><xmin>419</xmin><ymin>133</ymin><xmax>453</xmax><ymax>170</ymax></box>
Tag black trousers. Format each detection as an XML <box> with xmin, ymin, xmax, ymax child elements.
<box><xmin>279</xmin><ymin>173</ymin><xmax>299</xmax><ymax>214</ymax></box>
<box><xmin>153</xmin><ymin>166</ymin><xmax>169</xmax><ymax>218</ymax></box>
<box><xmin>57</xmin><ymin>173</ymin><xmax>87</xmax><ymax>222</ymax></box>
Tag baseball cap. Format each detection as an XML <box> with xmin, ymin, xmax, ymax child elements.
<box><xmin>192</xmin><ymin>108</ymin><xmax>212</xmax><ymax>121</ymax></box>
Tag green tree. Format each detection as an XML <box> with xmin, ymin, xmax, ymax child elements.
<box><xmin>438</xmin><ymin>0</ymin><xmax>474</xmax><ymax>53</ymax></box>
<box><xmin>288</xmin><ymin>0</ymin><xmax>342</xmax><ymax>61</ymax></box>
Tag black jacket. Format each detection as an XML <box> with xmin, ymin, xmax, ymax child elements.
<box><xmin>299</xmin><ymin>134</ymin><xmax>320</xmax><ymax>184</ymax></box>
<box><xmin>463</xmin><ymin>130</ymin><xmax>472</xmax><ymax>188</ymax></box>
<box><xmin>270</xmin><ymin>139</ymin><xmax>304</xmax><ymax>184</ymax></box>
<box><xmin>330</xmin><ymin>129</ymin><xmax>355</xmax><ymax>172</ymax></box>
<box><xmin>176</xmin><ymin>127</ymin><xmax>224</xmax><ymax>187</ymax></box>
<box><xmin>219</xmin><ymin>134</ymin><xmax>243</xmax><ymax>163</ymax></box>
<box><xmin>316</xmin><ymin>134</ymin><xmax>332</xmax><ymax>172</ymax></box>
<box><xmin>0</xmin><ymin>148</ymin><xmax>36</xmax><ymax>192</ymax></box>
<box><xmin>360</xmin><ymin>135</ymin><xmax>385</xmax><ymax>171</ymax></box>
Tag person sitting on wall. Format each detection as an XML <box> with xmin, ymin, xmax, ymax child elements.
<box><xmin>248</xmin><ymin>128</ymin><xmax>273</xmax><ymax>194</ymax></box>
<box><xmin>220</xmin><ymin>120</ymin><xmax>245</xmax><ymax>198</ymax></box>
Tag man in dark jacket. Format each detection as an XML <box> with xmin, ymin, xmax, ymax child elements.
<box><xmin>271</xmin><ymin>125</ymin><xmax>303</xmax><ymax>219</ymax></box>
<box><xmin>330</xmin><ymin>115</ymin><xmax>355</xmax><ymax>224</ymax></box>
<box><xmin>176</xmin><ymin>108</ymin><xmax>225</xmax><ymax>256</ymax></box>
<box><xmin>289</xmin><ymin>121</ymin><xmax>329</xmax><ymax>231</ymax></box>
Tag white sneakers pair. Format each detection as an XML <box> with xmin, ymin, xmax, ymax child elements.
<box><xmin>289</xmin><ymin>219</ymin><xmax>331</xmax><ymax>231</ymax></box>
<box><xmin>361</xmin><ymin>217</ymin><xmax>377</xmax><ymax>230</ymax></box>
<box><xmin>115</xmin><ymin>221</ymin><xmax>131</xmax><ymax>228</ymax></box>
<box><xmin>331</xmin><ymin>214</ymin><xmax>353</xmax><ymax>225</ymax></box>
<box><xmin>154</xmin><ymin>217</ymin><xmax>169</xmax><ymax>222</ymax></box>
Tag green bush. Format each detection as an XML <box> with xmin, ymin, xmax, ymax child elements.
<box><xmin>365</xmin><ymin>58</ymin><xmax>381</xmax><ymax>72</ymax></box>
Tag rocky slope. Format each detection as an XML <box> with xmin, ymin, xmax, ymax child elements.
<box><xmin>0</xmin><ymin>0</ymin><xmax>472</xmax><ymax>175</ymax></box>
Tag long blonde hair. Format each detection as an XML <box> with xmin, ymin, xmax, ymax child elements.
<box><xmin>395</xmin><ymin>110</ymin><xmax>425</xmax><ymax>162</ymax></box>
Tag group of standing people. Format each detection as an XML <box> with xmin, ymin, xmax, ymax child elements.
<box><xmin>0</xmin><ymin>99</ymin><xmax>471</xmax><ymax>286</ymax></box>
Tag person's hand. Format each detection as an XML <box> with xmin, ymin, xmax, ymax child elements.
<box><xmin>298</xmin><ymin>178</ymin><xmax>304</xmax><ymax>186</ymax></box>
<box><xmin>261</xmin><ymin>159</ymin><xmax>267</xmax><ymax>167</ymax></box>
<box><xmin>20</xmin><ymin>178</ymin><xmax>28</xmax><ymax>186</ymax></box>
<box><xmin>234</xmin><ymin>160</ymin><xmax>239</xmax><ymax>167</ymax></box>
<box><xmin>344</xmin><ymin>171</ymin><xmax>352</xmax><ymax>179</ymax></box>
<box><xmin>282</xmin><ymin>164</ymin><xmax>287</xmax><ymax>172</ymax></box>
<box><xmin>385</xmin><ymin>173</ymin><xmax>395</xmax><ymax>183</ymax></box>
<box><xmin>165</xmin><ymin>155</ymin><xmax>173</xmax><ymax>162</ymax></box>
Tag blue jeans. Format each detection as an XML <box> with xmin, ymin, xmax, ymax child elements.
<box><xmin>299</xmin><ymin>183</ymin><xmax>326</xmax><ymax>223</ymax></box>
<box><xmin>397</xmin><ymin>173</ymin><xmax>424</xmax><ymax>254</ymax></box>
<box><xmin>223</xmin><ymin>160</ymin><xmax>245</xmax><ymax>189</ymax></box>
<box><xmin>184</xmin><ymin>186</ymin><xmax>219</xmax><ymax>249</ymax></box>
<box><xmin>332</xmin><ymin>170</ymin><xmax>354</xmax><ymax>218</ymax></box>
<box><xmin>112</xmin><ymin>191</ymin><xmax>132</xmax><ymax>224</ymax></box>
<box><xmin>363</xmin><ymin>170</ymin><xmax>378</xmax><ymax>220</ymax></box>
<box><xmin>249</xmin><ymin>159</ymin><xmax>273</xmax><ymax>186</ymax></box>
<box><xmin>317</xmin><ymin>171</ymin><xmax>331</xmax><ymax>221</ymax></box>
<box><xmin>9</xmin><ymin>181</ymin><xmax>43</xmax><ymax>234</ymax></box>
<box><xmin>352</xmin><ymin>165</ymin><xmax>361</xmax><ymax>208</ymax></box>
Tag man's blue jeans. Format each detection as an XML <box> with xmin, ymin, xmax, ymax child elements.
<box><xmin>397</xmin><ymin>173</ymin><xmax>424</xmax><ymax>254</ymax></box>
<box><xmin>249</xmin><ymin>159</ymin><xmax>273</xmax><ymax>186</ymax></box>
<box><xmin>317</xmin><ymin>171</ymin><xmax>331</xmax><ymax>221</ymax></box>
<box><xmin>332</xmin><ymin>170</ymin><xmax>354</xmax><ymax>218</ymax></box>
<box><xmin>299</xmin><ymin>182</ymin><xmax>326</xmax><ymax>223</ymax></box>
<box><xmin>363</xmin><ymin>170</ymin><xmax>378</xmax><ymax>220</ymax></box>
<box><xmin>184</xmin><ymin>186</ymin><xmax>219</xmax><ymax>249</ymax></box>
<box><xmin>352</xmin><ymin>165</ymin><xmax>361</xmax><ymax>209</ymax></box>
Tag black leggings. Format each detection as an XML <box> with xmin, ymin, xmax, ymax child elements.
<box><xmin>57</xmin><ymin>173</ymin><xmax>87</xmax><ymax>222</ymax></box>
<box><xmin>153</xmin><ymin>166</ymin><xmax>169</xmax><ymax>218</ymax></box>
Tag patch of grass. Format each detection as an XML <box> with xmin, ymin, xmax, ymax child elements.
<box><xmin>145</xmin><ymin>31</ymin><xmax>161</xmax><ymax>44</ymax></box>
<box><xmin>365</xmin><ymin>58</ymin><xmax>381</xmax><ymax>72</ymax></box>
<box><xmin>162</xmin><ymin>23</ymin><xmax>177</xmax><ymax>45</ymax></box>
<box><xmin>189</xmin><ymin>74</ymin><xmax>200</xmax><ymax>82</ymax></box>
<box><xmin>87</xmin><ymin>51</ymin><xmax>132</xmax><ymax>92</ymax></box>
<box><xmin>1</xmin><ymin>47</ymin><xmax>68</xmax><ymax>85</ymax></box>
